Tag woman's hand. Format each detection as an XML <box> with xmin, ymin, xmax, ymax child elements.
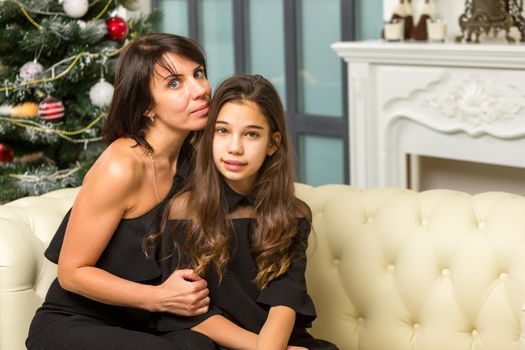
<box><xmin>158</xmin><ymin>269</ymin><xmax>210</xmax><ymax>316</ymax></box>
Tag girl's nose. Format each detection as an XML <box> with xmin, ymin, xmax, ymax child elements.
<box><xmin>227</xmin><ymin>135</ymin><xmax>243</xmax><ymax>155</ymax></box>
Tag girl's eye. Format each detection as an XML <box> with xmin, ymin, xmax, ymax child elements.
<box><xmin>194</xmin><ymin>68</ymin><xmax>205</xmax><ymax>79</ymax></box>
<box><xmin>215</xmin><ymin>127</ymin><xmax>228</xmax><ymax>135</ymax></box>
<box><xmin>168</xmin><ymin>79</ymin><xmax>181</xmax><ymax>88</ymax></box>
<box><xmin>246</xmin><ymin>131</ymin><xmax>259</xmax><ymax>138</ymax></box>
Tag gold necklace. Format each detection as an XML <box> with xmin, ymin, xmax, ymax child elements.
<box><xmin>148</xmin><ymin>151</ymin><xmax>161</xmax><ymax>203</ymax></box>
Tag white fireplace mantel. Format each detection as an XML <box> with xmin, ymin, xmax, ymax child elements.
<box><xmin>332</xmin><ymin>41</ymin><xmax>525</xmax><ymax>189</ymax></box>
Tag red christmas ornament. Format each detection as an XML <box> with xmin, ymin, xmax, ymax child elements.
<box><xmin>0</xmin><ymin>143</ymin><xmax>15</xmax><ymax>162</ymax></box>
<box><xmin>106</xmin><ymin>16</ymin><xmax>129</xmax><ymax>41</ymax></box>
<box><xmin>39</xmin><ymin>97</ymin><xmax>65</xmax><ymax>123</ymax></box>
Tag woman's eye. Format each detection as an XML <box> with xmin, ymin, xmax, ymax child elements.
<box><xmin>168</xmin><ymin>79</ymin><xmax>181</xmax><ymax>88</ymax></box>
<box><xmin>246</xmin><ymin>131</ymin><xmax>259</xmax><ymax>138</ymax></box>
<box><xmin>194</xmin><ymin>68</ymin><xmax>205</xmax><ymax>79</ymax></box>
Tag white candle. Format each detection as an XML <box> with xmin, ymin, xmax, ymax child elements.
<box><xmin>384</xmin><ymin>21</ymin><xmax>404</xmax><ymax>41</ymax></box>
<box><xmin>427</xmin><ymin>20</ymin><xmax>447</xmax><ymax>42</ymax></box>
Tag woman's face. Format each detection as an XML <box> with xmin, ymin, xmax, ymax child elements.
<box><xmin>147</xmin><ymin>52</ymin><xmax>211</xmax><ymax>132</ymax></box>
<box><xmin>212</xmin><ymin>101</ymin><xmax>280</xmax><ymax>195</ymax></box>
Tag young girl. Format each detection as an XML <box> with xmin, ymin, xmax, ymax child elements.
<box><xmin>157</xmin><ymin>74</ymin><xmax>339</xmax><ymax>350</ymax></box>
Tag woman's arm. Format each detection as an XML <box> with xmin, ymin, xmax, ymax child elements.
<box><xmin>256</xmin><ymin>305</ymin><xmax>296</xmax><ymax>350</ymax></box>
<box><xmin>57</xmin><ymin>147</ymin><xmax>208</xmax><ymax>315</ymax></box>
<box><xmin>192</xmin><ymin>315</ymin><xmax>258</xmax><ymax>350</ymax></box>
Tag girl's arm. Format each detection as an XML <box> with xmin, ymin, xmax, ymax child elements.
<box><xmin>192</xmin><ymin>315</ymin><xmax>258</xmax><ymax>350</ymax></box>
<box><xmin>256</xmin><ymin>305</ymin><xmax>296</xmax><ymax>350</ymax></box>
<box><xmin>192</xmin><ymin>311</ymin><xmax>307</xmax><ymax>350</ymax></box>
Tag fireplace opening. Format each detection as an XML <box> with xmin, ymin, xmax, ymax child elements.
<box><xmin>406</xmin><ymin>154</ymin><xmax>525</xmax><ymax>196</ymax></box>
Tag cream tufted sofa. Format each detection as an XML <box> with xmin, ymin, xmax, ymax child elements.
<box><xmin>3</xmin><ymin>185</ymin><xmax>525</xmax><ymax>350</ymax></box>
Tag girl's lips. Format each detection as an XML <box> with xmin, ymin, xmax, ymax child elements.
<box><xmin>223</xmin><ymin>159</ymin><xmax>246</xmax><ymax>171</ymax></box>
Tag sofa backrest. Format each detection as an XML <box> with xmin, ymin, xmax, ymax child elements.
<box><xmin>295</xmin><ymin>183</ymin><xmax>525</xmax><ymax>350</ymax></box>
<box><xmin>3</xmin><ymin>185</ymin><xmax>525</xmax><ymax>350</ymax></box>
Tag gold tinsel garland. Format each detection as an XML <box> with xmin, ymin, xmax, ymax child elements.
<box><xmin>8</xmin><ymin>0</ymin><xmax>114</xmax><ymax>31</ymax></box>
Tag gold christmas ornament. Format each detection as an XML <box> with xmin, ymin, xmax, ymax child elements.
<box><xmin>0</xmin><ymin>102</ymin><xmax>39</xmax><ymax>118</ymax></box>
<box><xmin>12</xmin><ymin>102</ymin><xmax>39</xmax><ymax>118</ymax></box>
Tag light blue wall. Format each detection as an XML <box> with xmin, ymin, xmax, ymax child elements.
<box><xmin>356</xmin><ymin>0</ymin><xmax>383</xmax><ymax>40</ymax></box>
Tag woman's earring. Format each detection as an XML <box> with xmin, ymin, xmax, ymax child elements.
<box><xmin>148</xmin><ymin>115</ymin><xmax>155</xmax><ymax>123</ymax></box>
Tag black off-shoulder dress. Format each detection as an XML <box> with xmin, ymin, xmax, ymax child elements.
<box><xmin>25</xmin><ymin>153</ymin><xmax>217</xmax><ymax>350</ymax></box>
<box><xmin>158</xmin><ymin>187</ymin><xmax>339</xmax><ymax>350</ymax></box>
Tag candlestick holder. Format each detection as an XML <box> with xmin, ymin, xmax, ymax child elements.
<box><xmin>455</xmin><ymin>0</ymin><xmax>525</xmax><ymax>43</ymax></box>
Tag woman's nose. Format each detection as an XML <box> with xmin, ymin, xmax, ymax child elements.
<box><xmin>190</xmin><ymin>78</ymin><xmax>209</xmax><ymax>99</ymax></box>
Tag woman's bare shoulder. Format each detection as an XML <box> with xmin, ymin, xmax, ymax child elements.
<box><xmin>81</xmin><ymin>138</ymin><xmax>145</xmax><ymax>200</ymax></box>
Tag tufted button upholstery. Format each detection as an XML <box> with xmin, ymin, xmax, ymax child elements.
<box><xmin>294</xmin><ymin>184</ymin><xmax>525</xmax><ymax>350</ymax></box>
<box><xmin>0</xmin><ymin>188</ymin><xmax>79</xmax><ymax>350</ymax></box>
<box><xmin>4</xmin><ymin>185</ymin><xmax>525</xmax><ymax>350</ymax></box>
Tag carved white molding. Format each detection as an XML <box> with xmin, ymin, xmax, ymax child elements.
<box><xmin>423</xmin><ymin>76</ymin><xmax>525</xmax><ymax>128</ymax></box>
<box><xmin>333</xmin><ymin>41</ymin><xmax>525</xmax><ymax>188</ymax></box>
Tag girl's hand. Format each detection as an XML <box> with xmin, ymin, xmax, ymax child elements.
<box><xmin>158</xmin><ymin>269</ymin><xmax>210</xmax><ymax>316</ymax></box>
<box><xmin>286</xmin><ymin>346</ymin><xmax>308</xmax><ymax>350</ymax></box>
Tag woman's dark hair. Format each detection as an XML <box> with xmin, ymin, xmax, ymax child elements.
<box><xmin>102</xmin><ymin>33</ymin><xmax>207</xmax><ymax>153</ymax></box>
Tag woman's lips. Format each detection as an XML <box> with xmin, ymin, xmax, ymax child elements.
<box><xmin>192</xmin><ymin>103</ymin><xmax>209</xmax><ymax>116</ymax></box>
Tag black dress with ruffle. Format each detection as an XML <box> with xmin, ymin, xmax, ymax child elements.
<box><xmin>25</xmin><ymin>154</ymin><xmax>216</xmax><ymax>350</ymax></box>
<box><xmin>158</xmin><ymin>187</ymin><xmax>339</xmax><ymax>350</ymax></box>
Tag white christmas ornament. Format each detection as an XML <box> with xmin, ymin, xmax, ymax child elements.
<box><xmin>122</xmin><ymin>0</ymin><xmax>144</xmax><ymax>11</ymax></box>
<box><xmin>19</xmin><ymin>60</ymin><xmax>43</xmax><ymax>80</ymax></box>
<box><xmin>63</xmin><ymin>0</ymin><xmax>89</xmax><ymax>19</ymax></box>
<box><xmin>89</xmin><ymin>79</ymin><xmax>114</xmax><ymax>108</ymax></box>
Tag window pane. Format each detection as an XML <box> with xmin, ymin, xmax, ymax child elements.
<box><xmin>299</xmin><ymin>135</ymin><xmax>344</xmax><ymax>185</ymax></box>
<box><xmin>160</xmin><ymin>0</ymin><xmax>189</xmax><ymax>36</ymax></box>
<box><xmin>199</xmin><ymin>0</ymin><xmax>235</xmax><ymax>90</ymax></box>
<box><xmin>297</xmin><ymin>0</ymin><xmax>342</xmax><ymax>117</ymax></box>
<box><xmin>246</xmin><ymin>0</ymin><xmax>286</xmax><ymax>103</ymax></box>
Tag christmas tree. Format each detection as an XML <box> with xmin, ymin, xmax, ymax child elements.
<box><xmin>0</xmin><ymin>0</ymin><xmax>159</xmax><ymax>202</ymax></box>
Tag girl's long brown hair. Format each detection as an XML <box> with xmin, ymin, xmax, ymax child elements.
<box><xmin>179</xmin><ymin>74</ymin><xmax>310</xmax><ymax>289</ymax></box>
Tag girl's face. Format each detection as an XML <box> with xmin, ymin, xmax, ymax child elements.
<box><xmin>212</xmin><ymin>101</ymin><xmax>280</xmax><ymax>195</ymax></box>
<box><xmin>147</xmin><ymin>52</ymin><xmax>211</xmax><ymax>132</ymax></box>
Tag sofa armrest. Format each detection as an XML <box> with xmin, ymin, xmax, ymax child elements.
<box><xmin>0</xmin><ymin>187</ymin><xmax>79</xmax><ymax>350</ymax></box>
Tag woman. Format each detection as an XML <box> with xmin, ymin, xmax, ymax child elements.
<box><xmin>158</xmin><ymin>75</ymin><xmax>339</xmax><ymax>349</ymax></box>
<box><xmin>26</xmin><ymin>33</ymin><xmax>216</xmax><ymax>350</ymax></box>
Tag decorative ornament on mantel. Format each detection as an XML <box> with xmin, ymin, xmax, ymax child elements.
<box><xmin>456</xmin><ymin>0</ymin><xmax>525</xmax><ymax>43</ymax></box>
<box><xmin>382</xmin><ymin>0</ymin><xmax>406</xmax><ymax>41</ymax></box>
<box><xmin>403</xmin><ymin>0</ymin><xmax>414</xmax><ymax>40</ymax></box>
<box><xmin>411</xmin><ymin>0</ymin><xmax>433</xmax><ymax>40</ymax></box>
